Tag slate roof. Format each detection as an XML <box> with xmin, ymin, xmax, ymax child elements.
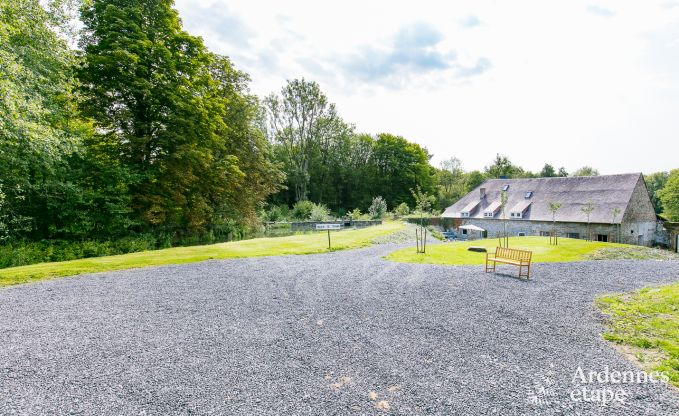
<box><xmin>441</xmin><ymin>173</ymin><xmax>642</xmax><ymax>224</ymax></box>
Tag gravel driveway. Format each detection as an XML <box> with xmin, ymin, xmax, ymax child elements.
<box><xmin>1</xmin><ymin>245</ymin><xmax>678</xmax><ymax>415</ymax></box>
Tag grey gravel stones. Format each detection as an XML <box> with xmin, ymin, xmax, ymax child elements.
<box><xmin>1</xmin><ymin>245</ymin><xmax>678</xmax><ymax>415</ymax></box>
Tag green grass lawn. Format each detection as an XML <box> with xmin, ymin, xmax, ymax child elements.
<box><xmin>597</xmin><ymin>282</ymin><xmax>679</xmax><ymax>388</ymax></box>
<box><xmin>386</xmin><ymin>236</ymin><xmax>632</xmax><ymax>265</ymax></box>
<box><xmin>0</xmin><ymin>221</ymin><xmax>404</xmax><ymax>287</ymax></box>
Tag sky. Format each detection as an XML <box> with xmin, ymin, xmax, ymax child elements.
<box><xmin>174</xmin><ymin>0</ymin><xmax>679</xmax><ymax>175</ymax></box>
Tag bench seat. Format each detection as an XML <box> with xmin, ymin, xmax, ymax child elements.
<box><xmin>485</xmin><ymin>247</ymin><xmax>533</xmax><ymax>279</ymax></box>
<box><xmin>486</xmin><ymin>257</ymin><xmax>527</xmax><ymax>266</ymax></box>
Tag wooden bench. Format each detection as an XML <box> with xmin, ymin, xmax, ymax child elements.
<box><xmin>485</xmin><ymin>247</ymin><xmax>532</xmax><ymax>279</ymax></box>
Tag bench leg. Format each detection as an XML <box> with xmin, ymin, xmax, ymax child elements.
<box><xmin>518</xmin><ymin>263</ymin><xmax>530</xmax><ymax>279</ymax></box>
<box><xmin>485</xmin><ymin>260</ymin><xmax>495</xmax><ymax>273</ymax></box>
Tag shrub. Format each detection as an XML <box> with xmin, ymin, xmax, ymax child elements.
<box><xmin>0</xmin><ymin>235</ymin><xmax>160</xmax><ymax>269</ymax></box>
<box><xmin>291</xmin><ymin>200</ymin><xmax>315</xmax><ymax>220</ymax></box>
<box><xmin>265</xmin><ymin>205</ymin><xmax>286</xmax><ymax>222</ymax></box>
<box><xmin>368</xmin><ymin>196</ymin><xmax>388</xmax><ymax>219</ymax></box>
<box><xmin>394</xmin><ymin>202</ymin><xmax>410</xmax><ymax>216</ymax></box>
<box><xmin>348</xmin><ymin>208</ymin><xmax>363</xmax><ymax>220</ymax></box>
<box><xmin>309</xmin><ymin>203</ymin><xmax>331</xmax><ymax>222</ymax></box>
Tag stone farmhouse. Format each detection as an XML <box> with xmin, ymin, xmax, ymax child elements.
<box><xmin>441</xmin><ymin>173</ymin><xmax>666</xmax><ymax>246</ymax></box>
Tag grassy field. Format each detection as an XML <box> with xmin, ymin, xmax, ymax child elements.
<box><xmin>597</xmin><ymin>282</ymin><xmax>679</xmax><ymax>388</ymax></box>
<box><xmin>386</xmin><ymin>236</ymin><xmax>642</xmax><ymax>265</ymax></box>
<box><xmin>0</xmin><ymin>221</ymin><xmax>404</xmax><ymax>287</ymax></box>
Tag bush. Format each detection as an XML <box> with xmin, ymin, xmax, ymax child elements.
<box><xmin>0</xmin><ymin>235</ymin><xmax>160</xmax><ymax>269</ymax></box>
<box><xmin>309</xmin><ymin>203</ymin><xmax>331</xmax><ymax>222</ymax></box>
<box><xmin>348</xmin><ymin>208</ymin><xmax>363</xmax><ymax>220</ymax></box>
<box><xmin>368</xmin><ymin>196</ymin><xmax>388</xmax><ymax>219</ymax></box>
<box><xmin>292</xmin><ymin>200</ymin><xmax>315</xmax><ymax>220</ymax></box>
<box><xmin>394</xmin><ymin>202</ymin><xmax>410</xmax><ymax>216</ymax></box>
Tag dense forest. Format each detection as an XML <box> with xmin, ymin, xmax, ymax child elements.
<box><xmin>1</xmin><ymin>0</ymin><xmax>678</xmax><ymax>266</ymax></box>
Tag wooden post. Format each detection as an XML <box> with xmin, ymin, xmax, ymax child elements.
<box><xmin>328</xmin><ymin>229</ymin><xmax>331</xmax><ymax>249</ymax></box>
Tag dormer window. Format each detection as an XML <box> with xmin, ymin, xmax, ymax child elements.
<box><xmin>461</xmin><ymin>212</ymin><xmax>470</xmax><ymax>217</ymax></box>
<box><xmin>525</xmin><ymin>191</ymin><xmax>533</xmax><ymax>199</ymax></box>
<box><xmin>483</xmin><ymin>200</ymin><xmax>501</xmax><ymax>218</ymax></box>
<box><xmin>509</xmin><ymin>200</ymin><xmax>532</xmax><ymax>219</ymax></box>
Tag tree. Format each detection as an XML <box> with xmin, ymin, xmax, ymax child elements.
<box><xmin>411</xmin><ymin>186</ymin><xmax>434</xmax><ymax>253</ymax></box>
<box><xmin>485</xmin><ymin>154</ymin><xmax>520</xmax><ymax>178</ymax></box>
<box><xmin>207</xmin><ymin>55</ymin><xmax>284</xmax><ymax>226</ymax></box>
<box><xmin>264</xmin><ymin>79</ymin><xmax>346</xmax><ymax>202</ymax></box>
<box><xmin>78</xmin><ymin>0</ymin><xmax>279</xmax><ymax>236</ymax></box>
<box><xmin>572</xmin><ymin>166</ymin><xmax>599</xmax><ymax>177</ymax></box>
<box><xmin>436</xmin><ymin>157</ymin><xmax>466</xmax><ymax>209</ymax></box>
<box><xmin>368</xmin><ymin>196</ymin><xmax>388</xmax><ymax>219</ymax></box>
<box><xmin>539</xmin><ymin>164</ymin><xmax>568</xmax><ymax>178</ymax></box>
<box><xmin>0</xmin><ymin>0</ymin><xmax>113</xmax><ymax>240</ymax></box>
<box><xmin>464</xmin><ymin>171</ymin><xmax>486</xmax><ymax>192</ymax></box>
<box><xmin>539</xmin><ymin>164</ymin><xmax>557</xmax><ymax>177</ymax></box>
<box><xmin>371</xmin><ymin>133</ymin><xmax>435</xmax><ymax>208</ymax></box>
<box><xmin>499</xmin><ymin>190</ymin><xmax>509</xmax><ymax>247</ymax></box>
<box><xmin>580</xmin><ymin>201</ymin><xmax>596</xmax><ymax>241</ymax></box>
<box><xmin>394</xmin><ymin>202</ymin><xmax>410</xmax><ymax>216</ymax></box>
<box><xmin>658</xmin><ymin>169</ymin><xmax>679</xmax><ymax>221</ymax></box>
<box><xmin>645</xmin><ymin>172</ymin><xmax>669</xmax><ymax>214</ymax></box>
<box><xmin>548</xmin><ymin>202</ymin><xmax>562</xmax><ymax>245</ymax></box>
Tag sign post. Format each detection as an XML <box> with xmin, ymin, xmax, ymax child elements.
<box><xmin>315</xmin><ymin>223</ymin><xmax>342</xmax><ymax>249</ymax></box>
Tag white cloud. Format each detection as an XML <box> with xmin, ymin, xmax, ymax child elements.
<box><xmin>175</xmin><ymin>0</ymin><xmax>679</xmax><ymax>174</ymax></box>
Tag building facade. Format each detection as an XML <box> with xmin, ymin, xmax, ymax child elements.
<box><xmin>441</xmin><ymin>173</ymin><xmax>661</xmax><ymax>246</ymax></box>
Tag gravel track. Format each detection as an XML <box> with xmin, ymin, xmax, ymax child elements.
<box><xmin>1</xmin><ymin>244</ymin><xmax>678</xmax><ymax>415</ymax></box>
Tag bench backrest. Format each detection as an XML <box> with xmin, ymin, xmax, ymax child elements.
<box><xmin>495</xmin><ymin>247</ymin><xmax>532</xmax><ymax>262</ymax></box>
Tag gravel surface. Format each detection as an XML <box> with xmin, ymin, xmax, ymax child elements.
<box><xmin>1</xmin><ymin>245</ymin><xmax>678</xmax><ymax>415</ymax></box>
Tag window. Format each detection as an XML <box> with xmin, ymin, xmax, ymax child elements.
<box><xmin>566</xmin><ymin>233</ymin><xmax>579</xmax><ymax>239</ymax></box>
<box><xmin>461</xmin><ymin>212</ymin><xmax>470</xmax><ymax>217</ymax></box>
<box><xmin>596</xmin><ymin>234</ymin><xmax>609</xmax><ymax>242</ymax></box>
<box><xmin>484</xmin><ymin>212</ymin><xmax>494</xmax><ymax>218</ymax></box>
<box><xmin>540</xmin><ymin>231</ymin><xmax>550</xmax><ymax>237</ymax></box>
<box><xmin>517</xmin><ymin>232</ymin><xmax>526</xmax><ymax>237</ymax></box>
<box><xmin>525</xmin><ymin>191</ymin><xmax>533</xmax><ymax>198</ymax></box>
<box><xmin>511</xmin><ymin>212</ymin><xmax>522</xmax><ymax>218</ymax></box>
<box><xmin>502</xmin><ymin>185</ymin><xmax>509</xmax><ymax>191</ymax></box>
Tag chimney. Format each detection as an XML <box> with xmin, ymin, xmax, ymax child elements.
<box><xmin>480</xmin><ymin>187</ymin><xmax>486</xmax><ymax>199</ymax></box>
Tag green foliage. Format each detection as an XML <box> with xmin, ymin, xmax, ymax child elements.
<box><xmin>265</xmin><ymin>78</ymin><xmax>349</xmax><ymax>202</ymax></box>
<box><xmin>265</xmin><ymin>80</ymin><xmax>435</xmax><ymax>212</ymax></box>
<box><xmin>348</xmin><ymin>208</ymin><xmax>367</xmax><ymax>220</ymax></box>
<box><xmin>387</xmin><ymin>236</ymin><xmax>631</xmax><ymax>265</ymax></box>
<box><xmin>263</xmin><ymin>205</ymin><xmax>288</xmax><ymax>222</ymax></box>
<box><xmin>658</xmin><ymin>169</ymin><xmax>679</xmax><ymax>221</ymax></box>
<box><xmin>0</xmin><ymin>235</ymin><xmax>158</xmax><ymax>269</ymax></box>
<box><xmin>291</xmin><ymin>200</ymin><xmax>315</xmax><ymax>220</ymax></box>
<box><xmin>539</xmin><ymin>163</ymin><xmax>568</xmax><ymax>178</ymax></box>
<box><xmin>78</xmin><ymin>0</ymin><xmax>282</xmax><ymax>236</ymax></box>
<box><xmin>411</xmin><ymin>185</ymin><xmax>436</xmax><ymax>216</ymax></box>
<box><xmin>572</xmin><ymin>166</ymin><xmax>600</xmax><ymax>177</ymax></box>
<box><xmin>1</xmin><ymin>221</ymin><xmax>406</xmax><ymax>286</ymax></box>
<box><xmin>646</xmin><ymin>171</ymin><xmax>670</xmax><ymax>215</ymax></box>
<box><xmin>394</xmin><ymin>202</ymin><xmax>410</xmax><ymax>216</ymax></box>
<box><xmin>597</xmin><ymin>282</ymin><xmax>679</xmax><ymax>387</ymax></box>
<box><xmin>484</xmin><ymin>154</ymin><xmax>533</xmax><ymax>178</ymax></box>
<box><xmin>368</xmin><ymin>196</ymin><xmax>388</xmax><ymax>219</ymax></box>
<box><xmin>309</xmin><ymin>203</ymin><xmax>331</xmax><ymax>222</ymax></box>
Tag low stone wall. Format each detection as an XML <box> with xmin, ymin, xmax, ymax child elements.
<box><xmin>290</xmin><ymin>220</ymin><xmax>382</xmax><ymax>232</ymax></box>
